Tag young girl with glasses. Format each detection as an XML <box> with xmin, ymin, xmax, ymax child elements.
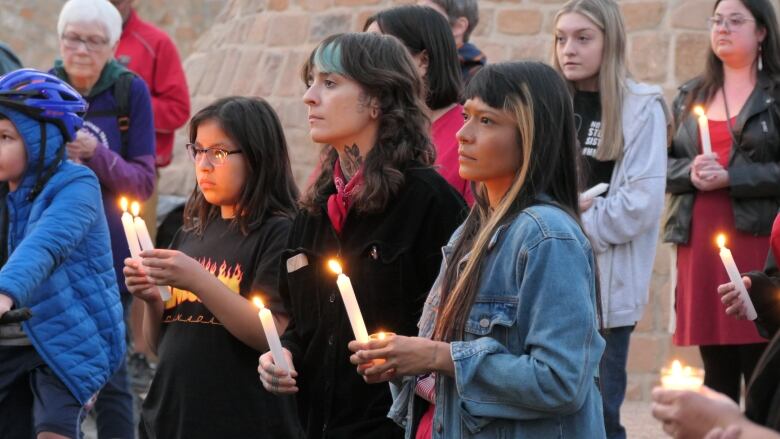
<box><xmin>123</xmin><ymin>96</ymin><xmax>303</xmax><ymax>439</ymax></box>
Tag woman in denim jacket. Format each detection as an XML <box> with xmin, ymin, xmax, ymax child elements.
<box><xmin>350</xmin><ymin>62</ymin><xmax>606</xmax><ymax>438</ymax></box>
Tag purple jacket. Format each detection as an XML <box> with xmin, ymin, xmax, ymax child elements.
<box><xmin>53</xmin><ymin>60</ymin><xmax>156</xmax><ymax>293</ymax></box>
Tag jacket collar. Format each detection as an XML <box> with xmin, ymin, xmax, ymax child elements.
<box><xmin>52</xmin><ymin>59</ymin><xmax>130</xmax><ymax>98</ymax></box>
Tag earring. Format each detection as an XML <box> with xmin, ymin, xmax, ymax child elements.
<box><xmin>759</xmin><ymin>45</ymin><xmax>764</xmax><ymax>71</ymax></box>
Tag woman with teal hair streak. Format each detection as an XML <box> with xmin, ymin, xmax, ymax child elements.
<box><xmin>258</xmin><ymin>32</ymin><xmax>466</xmax><ymax>439</ymax></box>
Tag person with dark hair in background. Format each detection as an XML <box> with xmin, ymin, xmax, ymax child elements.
<box><xmin>366</xmin><ymin>5</ymin><xmax>472</xmax><ymax>204</ymax></box>
<box><xmin>258</xmin><ymin>32</ymin><xmax>465</xmax><ymax>439</ymax></box>
<box><xmin>417</xmin><ymin>0</ymin><xmax>486</xmax><ymax>84</ymax></box>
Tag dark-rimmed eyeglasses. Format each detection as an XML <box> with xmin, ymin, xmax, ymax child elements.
<box><xmin>185</xmin><ymin>143</ymin><xmax>243</xmax><ymax>167</ymax></box>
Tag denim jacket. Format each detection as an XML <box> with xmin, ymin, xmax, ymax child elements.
<box><xmin>389</xmin><ymin>203</ymin><xmax>606</xmax><ymax>438</ymax></box>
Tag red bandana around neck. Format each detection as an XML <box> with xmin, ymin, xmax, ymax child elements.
<box><xmin>327</xmin><ymin>158</ymin><xmax>364</xmax><ymax>235</ymax></box>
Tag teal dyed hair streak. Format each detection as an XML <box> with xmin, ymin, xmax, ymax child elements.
<box><xmin>314</xmin><ymin>40</ymin><xmax>345</xmax><ymax>75</ymax></box>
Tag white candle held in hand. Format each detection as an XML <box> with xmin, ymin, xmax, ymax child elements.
<box><xmin>716</xmin><ymin>234</ymin><xmax>757</xmax><ymax>320</ymax></box>
<box><xmin>119</xmin><ymin>197</ymin><xmax>142</xmax><ymax>259</ymax></box>
<box><xmin>253</xmin><ymin>297</ymin><xmax>289</xmax><ymax>374</ymax></box>
<box><xmin>328</xmin><ymin>260</ymin><xmax>369</xmax><ymax>343</ymax></box>
<box><xmin>694</xmin><ymin>106</ymin><xmax>712</xmax><ymax>155</ymax></box>
<box><xmin>131</xmin><ymin>202</ymin><xmax>171</xmax><ymax>302</ymax></box>
<box><xmin>579</xmin><ymin>183</ymin><xmax>610</xmax><ymax>202</ymax></box>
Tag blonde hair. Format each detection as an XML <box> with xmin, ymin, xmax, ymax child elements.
<box><xmin>552</xmin><ymin>0</ymin><xmax>627</xmax><ymax>162</ymax></box>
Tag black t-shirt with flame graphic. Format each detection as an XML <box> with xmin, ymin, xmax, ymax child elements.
<box><xmin>140</xmin><ymin>215</ymin><xmax>303</xmax><ymax>439</ymax></box>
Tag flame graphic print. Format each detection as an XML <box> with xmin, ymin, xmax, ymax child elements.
<box><xmin>165</xmin><ymin>258</ymin><xmax>244</xmax><ymax>310</ymax></box>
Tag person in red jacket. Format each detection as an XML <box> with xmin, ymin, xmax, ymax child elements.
<box><xmin>112</xmin><ymin>0</ymin><xmax>190</xmax><ymax>170</ymax></box>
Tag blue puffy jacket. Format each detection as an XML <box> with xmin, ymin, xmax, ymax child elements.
<box><xmin>0</xmin><ymin>105</ymin><xmax>125</xmax><ymax>405</ymax></box>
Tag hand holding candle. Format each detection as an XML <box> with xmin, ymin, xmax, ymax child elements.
<box><xmin>253</xmin><ymin>297</ymin><xmax>289</xmax><ymax>374</ymax></box>
<box><xmin>661</xmin><ymin>359</ymin><xmax>704</xmax><ymax>391</ymax></box>
<box><xmin>716</xmin><ymin>234</ymin><xmax>757</xmax><ymax>320</ymax></box>
<box><xmin>328</xmin><ymin>259</ymin><xmax>369</xmax><ymax>344</ymax></box>
<box><xmin>694</xmin><ymin>106</ymin><xmax>712</xmax><ymax>155</ymax></box>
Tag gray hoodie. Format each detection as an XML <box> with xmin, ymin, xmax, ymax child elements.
<box><xmin>581</xmin><ymin>80</ymin><xmax>670</xmax><ymax>328</ymax></box>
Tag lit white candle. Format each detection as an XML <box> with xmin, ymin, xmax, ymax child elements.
<box><xmin>716</xmin><ymin>234</ymin><xmax>757</xmax><ymax>320</ymax></box>
<box><xmin>694</xmin><ymin>106</ymin><xmax>712</xmax><ymax>155</ymax></box>
<box><xmin>119</xmin><ymin>197</ymin><xmax>142</xmax><ymax>259</ymax></box>
<box><xmin>253</xmin><ymin>297</ymin><xmax>289</xmax><ymax>374</ymax></box>
<box><xmin>328</xmin><ymin>260</ymin><xmax>369</xmax><ymax>343</ymax></box>
<box><xmin>661</xmin><ymin>360</ymin><xmax>704</xmax><ymax>391</ymax></box>
<box><xmin>131</xmin><ymin>202</ymin><xmax>171</xmax><ymax>302</ymax></box>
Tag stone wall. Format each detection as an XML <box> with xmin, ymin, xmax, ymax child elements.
<box><xmin>0</xmin><ymin>0</ymin><xmax>221</xmax><ymax>70</ymax></box>
<box><xmin>4</xmin><ymin>0</ymin><xmax>780</xmax><ymax>401</ymax></box>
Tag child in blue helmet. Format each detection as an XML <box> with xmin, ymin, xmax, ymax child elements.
<box><xmin>0</xmin><ymin>69</ymin><xmax>125</xmax><ymax>439</ymax></box>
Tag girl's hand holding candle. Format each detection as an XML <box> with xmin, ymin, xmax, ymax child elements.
<box><xmin>716</xmin><ymin>234</ymin><xmax>757</xmax><ymax>320</ymax></box>
<box><xmin>348</xmin><ymin>335</ymin><xmax>455</xmax><ymax>383</ymax></box>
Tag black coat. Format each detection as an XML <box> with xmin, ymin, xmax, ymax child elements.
<box><xmin>665</xmin><ymin>75</ymin><xmax>780</xmax><ymax>244</ymax></box>
<box><xmin>280</xmin><ymin>164</ymin><xmax>466</xmax><ymax>439</ymax></box>
<box><xmin>746</xmin><ymin>247</ymin><xmax>780</xmax><ymax>431</ymax></box>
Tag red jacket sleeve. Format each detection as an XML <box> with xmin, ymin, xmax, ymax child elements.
<box><xmin>149</xmin><ymin>38</ymin><xmax>190</xmax><ymax>133</ymax></box>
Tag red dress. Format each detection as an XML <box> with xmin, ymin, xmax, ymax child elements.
<box><xmin>432</xmin><ymin>105</ymin><xmax>474</xmax><ymax>206</ymax></box>
<box><xmin>674</xmin><ymin>118</ymin><xmax>767</xmax><ymax>346</ymax></box>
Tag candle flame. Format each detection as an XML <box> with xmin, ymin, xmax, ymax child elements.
<box><xmin>131</xmin><ymin>201</ymin><xmax>141</xmax><ymax>217</ymax></box>
<box><xmin>694</xmin><ymin>106</ymin><xmax>706</xmax><ymax>117</ymax></box>
<box><xmin>377</xmin><ymin>331</ymin><xmax>386</xmax><ymax>340</ymax></box>
<box><xmin>671</xmin><ymin>359</ymin><xmax>682</xmax><ymax>375</ymax></box>
<box><xmin>119</xmin><ymin>197</ymin><xmax>128</xmax><ymax>212</ymax></box>
<box><xmin>327</xmin><ymin>259</ymin><xmax>343</xmax><ymax>275</ymax></box>
<box><xmin>716</xmin><ymin>234</ymin><xmax>727</xmax><ymax>249</ymax></box>
<box><xmin>252</xmin><ymin>297</ymin><xmax>265</xmax><ymax>309</ymax></box>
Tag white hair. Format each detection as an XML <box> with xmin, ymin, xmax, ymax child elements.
<box><xmin>57</xmin><ymin>0</ymin><xmax>122</xmax><ymax>46</ymax></box>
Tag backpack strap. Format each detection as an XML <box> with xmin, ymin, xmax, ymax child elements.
<box><xmin>86</xmin><ymin>72</ymin><xmax>134</xmax><ymax>158</ymax></box>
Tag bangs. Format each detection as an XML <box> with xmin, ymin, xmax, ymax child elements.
<box><xmin>313</xmin><ymin>40</ymin><xmax>345</xmax><ymax>76</ymax></box>
<box><xmin>464</xmin><ymin>66</ymin><xmax>519</xmax><ymax>110</ymax></box>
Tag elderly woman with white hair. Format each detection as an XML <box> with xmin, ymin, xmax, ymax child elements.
<box><xmin>51</xmin><ymin>0</ymin><xmax>156</xmax><ymax>437</ymax></box>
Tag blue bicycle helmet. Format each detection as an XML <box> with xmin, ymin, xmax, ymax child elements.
<box><xmin>0</xmin><ymin>68</ymin><xmax>86</xmax><ymax>142</ymax></box>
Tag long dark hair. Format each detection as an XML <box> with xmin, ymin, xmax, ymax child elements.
<box><xmin>685</xmin><ymin>0</ymin><xmax>780</xmax><ymax>110</ymax></box>
<box><xmin>183</xmin><ymin>96</ymin><xmax>299</xmax><ymax>236</ymax></box>
<box><xmin>364</xmin><ymin>5</ymin><xmax>462</xmax><ymax>110</ymax></box>
<box><xmin>300</xmin><ymin>33</ymin><xmax>434</xmax><ymax>215</ymax></box>
<box><xmin>433</xmin><ymin>62</ymin><xmax>584</xmax><ymax>341</ymax></box>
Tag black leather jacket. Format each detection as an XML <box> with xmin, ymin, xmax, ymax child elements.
<box><xmin>664</xmin><ymin>75</ymin><xmax>780</xmax><ymax>244</ymax></box>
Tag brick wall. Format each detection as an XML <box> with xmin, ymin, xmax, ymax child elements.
<box><xmin>5</xmin><ymin>0</ymin><xmax>780</xmax><ymax>401</ymax></box>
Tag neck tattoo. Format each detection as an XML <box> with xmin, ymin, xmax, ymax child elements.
<box><xmin>340</xmin><ymin>143</ymin><xmax>363</xmax><ymax>181</ymax></box>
